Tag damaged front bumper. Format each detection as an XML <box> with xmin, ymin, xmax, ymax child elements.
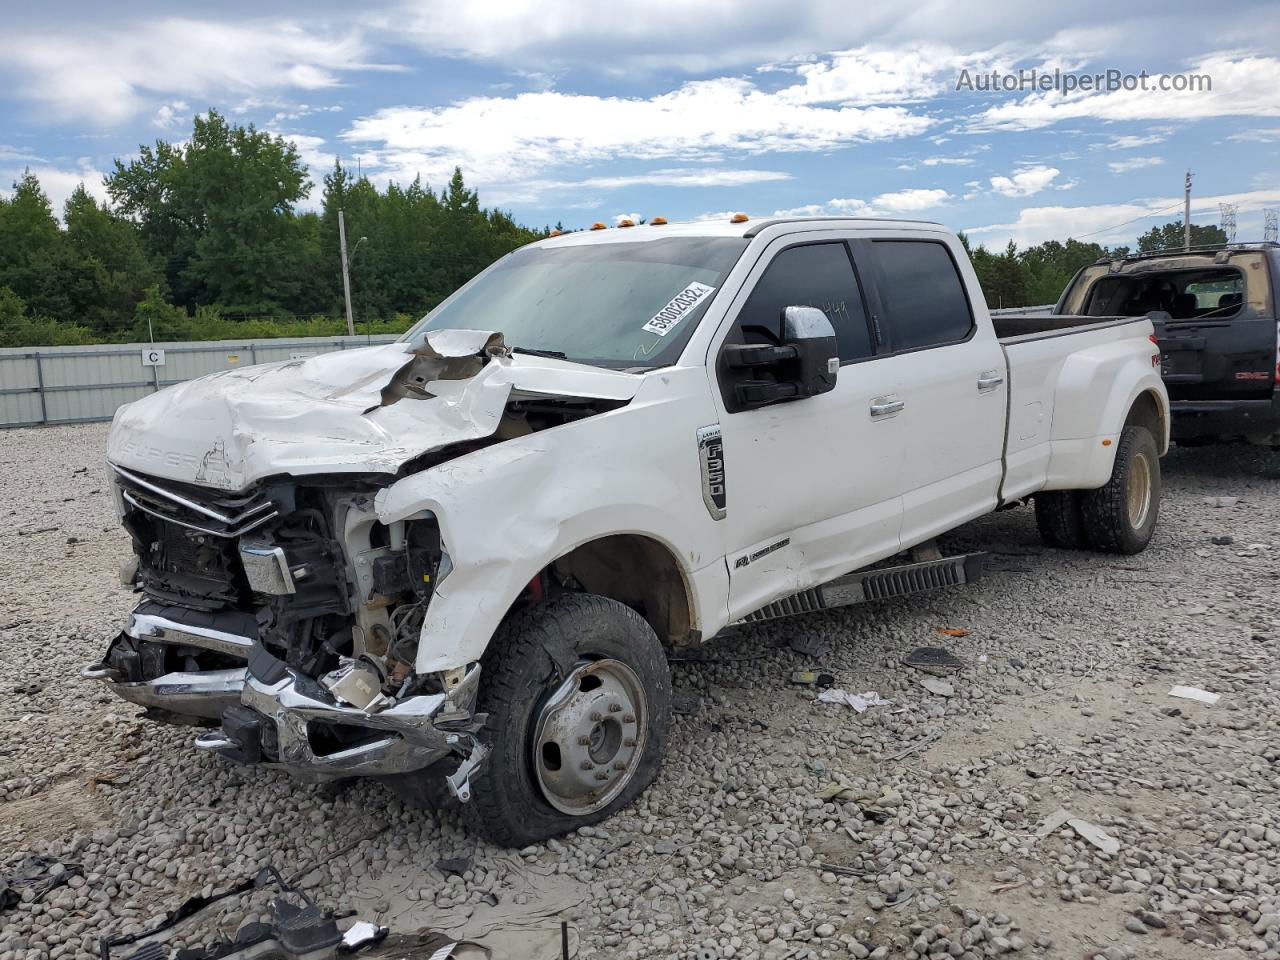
<box><xmin>86</xmin><ymin>605</ymin><xmax>485</xmax><ymax>793</ymax></box>
<box><xmin>193</xmin><ymin>648</ymin><xmax>483</xmax><ymax>785</ymax></box>
<box><xmin>82</xmin><ymin>607</ymin><xmax>255</xmax><ymax>722</ymax></box>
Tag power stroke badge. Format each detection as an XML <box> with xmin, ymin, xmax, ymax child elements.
<box><xmin>643</xmin><ymin>281</ymin><xmax>716</xmax><ymax>337</ymax></box>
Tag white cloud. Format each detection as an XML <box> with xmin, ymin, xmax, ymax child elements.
<box><xmin>988</xmin><ymin>165</ymin><xmax>1060</xmax><ymax>197</ymax></box>
<box><xmin>0</xmin><ymin>19</ymin><xmax>382</xmax><ymax>124</ymax></box>
<box><xmin>965</xmin><ymin>187</ymin><xmax>1280</xmax><ymax>248</ymax></box>
<box><xmin>342</xmin><ymin>75</ymin><xmax>935</xmax><ymax>194</ymax></box>
<box><xmin>1228</xmin><ymin>128</ymin><xmax>1280</xmax><ymax>143</ymax></box>
<box><xmin>897</xmin><ymin>156</ymin><xmax>977</xmax><ymax>170</ymax></box>
<box><xmin>772</xmin><ymin>187</ymin><xmax>951</xmax><ymax>218</ymax></box>
<box><xmin>1107</xmin><ymin>156</ymin><xmax>1164</xmax><ymax>174</ymax></box>
<box><xmin>488</xmin><ymin>167</ymin><xmax>793</xmax><ymax>205</ymax></box>
<box><xmin>1090</xmin><ymin>131</ymin><xmax>1169</xmax><ymax>150</ymax></box>
<box><xmin>973</xmin><ymin>54</ymin><xmax>1280</xmax><ymax>130</ymax></box>
<box><xmin>152</xmin><ymin>101</ymin><xmax>189</xmax><ymax>129</ymax></box>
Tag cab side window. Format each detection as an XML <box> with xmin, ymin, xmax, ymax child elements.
<box><xmin>734</xmin><ymin>242</ymin><xmax>874</xmax><ymax>362</ymax></box>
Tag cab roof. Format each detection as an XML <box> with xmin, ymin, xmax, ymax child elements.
<box><xmin>534</xmin><ymin>216</ymin><xmax>947</xmax><ymax>248</ymax></box>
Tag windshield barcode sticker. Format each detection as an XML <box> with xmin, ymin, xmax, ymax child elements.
<box><xmin>642</xmin><ymin>281</ymin><xmax>716</xmax><ymax>336</ymax></box>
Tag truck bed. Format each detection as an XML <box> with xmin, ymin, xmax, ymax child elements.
<box><xmin>991</xmin><ymin>313</ymin><xmax>1145</xmax><ymax>341</ymax></box>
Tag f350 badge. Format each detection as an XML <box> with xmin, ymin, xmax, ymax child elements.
<box><xmin>696</xmin><ymin>425</ymin><xmax>726</xmax><ymax>520</ymax></box>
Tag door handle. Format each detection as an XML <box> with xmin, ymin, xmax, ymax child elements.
<box><xmin>977</xmin><ymin>371</ymin><xmax>1004</xmax><ymax>392</ymax></box>
<box><xmin>869</xmin><ymin>397</ymin><xmax>905</xmax><ymax>418</ymax></box>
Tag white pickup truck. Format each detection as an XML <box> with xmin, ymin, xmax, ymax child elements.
<box><xmin>88</xmin><ymin>216</ymin><xmax>1169</xmax><ymax>846</ymax></box>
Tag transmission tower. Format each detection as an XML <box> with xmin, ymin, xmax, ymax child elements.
<box><xmin>1219</xmin><ymin>202</ymin><xmax>1238</xmax><ymax>243</ymax></box>
<box><xmin>1265</xmin><ymin>208</ymin><xmax>1279</xmax><ymax>243</ymax></box>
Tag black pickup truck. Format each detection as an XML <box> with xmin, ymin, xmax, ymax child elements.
<box><xmin>1056</xmin><ymin>243</ymin><xmax>1280</xmax><ymax>447</ymax></box>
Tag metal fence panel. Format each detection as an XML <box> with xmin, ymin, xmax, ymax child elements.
<box><xmin>0</xmin><ymin>335</ymin><xmax>399</xmax><ymax>428</ymax></box>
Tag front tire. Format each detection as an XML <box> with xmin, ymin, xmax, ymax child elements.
<box><xmin>1080</xmin><ymin>425</ymin><xmax>1161</xmax><ymax>554</ymax></box>
<box><xmin>464</xmin><ymin>593</ymin><xmax>670</xmax><ymax>847</ymax></box>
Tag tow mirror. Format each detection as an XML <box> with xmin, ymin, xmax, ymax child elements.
<box><xmin>722</xmin><ymin>306</ymin><xmax>839</xmax><ymax>409</ymax></box>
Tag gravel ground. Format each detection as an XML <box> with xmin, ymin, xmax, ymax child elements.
<box><xmin>1</xmin><ymin>422</ymin><xmax>1278</xmax><ymax>960</ymax></box>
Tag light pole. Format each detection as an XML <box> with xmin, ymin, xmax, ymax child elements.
<box><xmin>337</xmin><ymin>210</ymin><xmax>367</xmax><ymax>337</ymax></box>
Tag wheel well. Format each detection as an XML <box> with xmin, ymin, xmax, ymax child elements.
<box><xmin>1125</xmin><ymin>390</ymin><xmax>1166</xmax><ymax>451</ymax></box>
<box><xmin>550</xmin><ymin>535</ymin><xmax>694</xmax><ymax>646</ymax></box>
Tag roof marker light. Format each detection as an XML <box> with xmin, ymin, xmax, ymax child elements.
<box><xmin>651</xmin><ymin>216</ymin><xmax>668</xmax><ymax>225</ymax></box>
<box><xmin>617</xmin><ymin>218</ymin><xmax>635</xmax><ymax>228</ymax></box>
<box><xmin>730</xmin><ymin>213</ymin><xmax>749</xmax><ymax>223</ymax></box>
<box><xmin>590</xmin><ymin>222</ymin><xmax>608</xmax><ymax>231</ymax></box>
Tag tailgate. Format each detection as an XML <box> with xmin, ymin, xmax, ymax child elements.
<box><xmin>1153</xmin><ymin>315</ymin><xmax>1277</xmax><ymax>401</ymax></box>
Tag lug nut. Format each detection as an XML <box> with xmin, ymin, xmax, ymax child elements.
<box><xmin>594</xmin><ymin>771</ymin><xmax>609</xmax><ymax>781</ymax></box>
<box><xmin>623</xmin><ymin>714</ymin><xmax>635</xmax><ymax>723</ymax></box>
<box><xmin>624</xmin><ymin>738</ymin><xmax>637</xmax><ymax>747</ymax></box>
<box><xmin>590</xmin><ymin>712</ymin><xmax>603</xmax><ymax>722</ymax></box>
<box><xmin>613</xmin><ymin>761</ymin><xmax>626</xmax><ymax>770</ymax></box>
<box><xmin>609</xmin><ymin>703</ymin><xmax>622</xmax><ymax>713</ymax></box>
<box><xmin>577</xmin><ymin>735</ymin><xmax>591</xmax><ymax>745</ymax></box>
<box><xmin>580</xmin><ymin>760</ymin><xmax>593</xmax><ymax>770</ymax></box>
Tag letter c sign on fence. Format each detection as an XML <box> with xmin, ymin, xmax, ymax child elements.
<box><xmin>141</xmin><ymin>348</ymin><xmax>166</xmax><ymax>367</ymax></box>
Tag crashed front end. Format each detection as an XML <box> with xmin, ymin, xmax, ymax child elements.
<box><xmin>86</xmin><ymin>461</ymin><xmax>486</xmax><ymax>796</ymax></box>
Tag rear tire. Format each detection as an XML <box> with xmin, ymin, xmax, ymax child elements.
<box><xmin>1034</xmin><ymin>491</ymin><xmax>1088</xmax><ymax>549</ymax></box>
<box><xmin>464</xmin><ymin>593</ymin><xmax>670</xmax><ymax>847</ymax></box>
<box><xmin>1080</xmin><ymin>425</ymin><xmax>1161</xmax><ymax>554</ymax></box>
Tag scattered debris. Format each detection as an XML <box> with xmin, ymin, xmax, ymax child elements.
<box><xmin>790</xmin><ymin>670</ymin><xmax>835</xmax><ymax>687</ymax></box>
<box><xmin>934</xmin><ymin>627</ymin><xmax>969</xmax><ymax>638</ymax></box>
<box><xmin>884</xmin><ymin>730</ymin><xmax>944</xmax><ymax>761</ymax></box>
<box><xmin>670</xmin><ymin>689</ymin><xmax>701</xmax><ymax>715</ymax></box>
<box><xmin>902</xmin><ymin>646</ymin><xmax>965</xmax><ymax>676</ymax></box>
<box><xmin>435</xmin><ymin>856</ymin><xmax>473</xmax><ymax>879</ymax></box>
<box><xmin>1211</xmin><ymin>535</ymin><xmax>1235</xmax><ymax>545</ymax></box>
<box><xmin>1036</xmin><ymin>808</ymin><xmax>1121</xmax><ymax>855</ymax></box>
<box><xmin>0</xmin><ymin>856</ymin><xmax>81</xmax><ymax>912</ymax></box>
<box><xmin>788</xmin><ymin>634</ymin><xmax>831</xmax><ymax>658</ymax></box>
<box><xmin>1204</xmin><ymin>496</ymin><xmax>1240</xmax><ymax>508</ymax></box>
<box><xmin>17</xmin><ymin>526</ymin><xmax>57</xmax><ymax>536</ymax></box>
<box><xmin>816</xmin><ymin>688</ymin><xmax>891</xmax><ymax>712</ymax></box>
<box><xmin>1168</xmin><ymin>684</ymin><xmax>1221</xmax><ymax>705</ymax></box>
<box><xmin>815</xmin><ymin>782</ymin><xmax>895</xmax><ymax>823</ymax></box>
<box><xmin>918</xmin><ymin>677</ymin><xmax>955</xmax><ymax>697</ymax></box>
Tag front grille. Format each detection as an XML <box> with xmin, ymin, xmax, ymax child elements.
<box><xmin>111</xmin><ymin>465</ymin><xmax>277</xmax><ymax>538</ymax></box>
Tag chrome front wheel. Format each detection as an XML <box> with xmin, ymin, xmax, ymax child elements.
<box><xmin>532</xmin><ymin>659</ymin><xmax>648</xmax><ymax>816</ymax></box>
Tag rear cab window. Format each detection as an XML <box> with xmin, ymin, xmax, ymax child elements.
<box><xmin>864</xmin><ymin>240</ymin><xmax>975</xmax><ymax>352</ymax></box>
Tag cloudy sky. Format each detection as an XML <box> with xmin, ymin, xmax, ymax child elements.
<box><xmin>2</xmin><ymin>0</ymin><xmax>1279</xmax><ymax>248</ymax></box>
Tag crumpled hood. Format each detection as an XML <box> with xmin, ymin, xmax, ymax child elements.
<box><xmin>107</xmin><ymin>331</ymin><xmax>642</xmax><ymax>491</ymax></box>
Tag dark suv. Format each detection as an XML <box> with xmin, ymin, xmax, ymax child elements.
<box><xmin>1057</xmin><ymin>243</ymin><xmax>1280</xmax><ymax>446</ymax></box>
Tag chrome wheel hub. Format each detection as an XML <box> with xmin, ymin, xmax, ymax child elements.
<box><xmin>532</xmin><ymin>659</ymin><xmax>647</xmax><ymax>815</ymax></box>
<box><xmin>1127</xmin><ymin>452</ymin><xmax>1153</xmax><ymax>529</ymax></box>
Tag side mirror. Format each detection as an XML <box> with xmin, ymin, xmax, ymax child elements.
<box><xmin>722</xmin><ymin>306</ymin><xmax>839</xmax><ymax>409</ymax></box>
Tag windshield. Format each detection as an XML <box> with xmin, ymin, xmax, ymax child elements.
<box><xmin>403</xmin><ymin>237</ymin><xmax>749</xmax><ymax>369</ymax></box>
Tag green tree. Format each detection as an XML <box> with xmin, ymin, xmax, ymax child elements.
<box><xmin>1137</xmin><ymin>221</ymin><xmax>1228</xmax><ymax>253</ymax></box>
<box><xmin>107</xmin><ymin>109</ymin><xmax>312</xmax><ymax>317</ymax></box>
<box><xmin>0</xmin><ymin>171</ymin><xmax>65</xmax><ymax>318</ymax></box>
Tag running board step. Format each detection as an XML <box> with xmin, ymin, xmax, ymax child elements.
<box><xmin>741</xmin><ymin>552</ymin><xmax>986</xmax><ymax>623</ymax></box>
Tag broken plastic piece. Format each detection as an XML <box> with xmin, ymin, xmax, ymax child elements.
<box><xmin>816</xmin><ymin>689</ymin><xmax>890</xmax><ymax>712</ymax></box>
<box><xmin>321</xmin><ymin>657</ymin><xmax>387</xmax><ymax>711</ymax></box>
<box><xmin>902</xmin><ymin>646</ymin><xmax>964</xmax><ymax>676</ymax></box>
<box><xmin>934</xmin><ymin>627</ymin><xmax>969</xmax><ymax>637</ymax></box>
<box><xmin>791</xmin><ymin>670</ymin><xmax>835</xmax><ymax>687</ymax></box>
<box><xmin>341</xmin><ymin>921</ymin><xmax>388</xmax><ymax>950</ymax></box>
<box><xmin>918</xmin><ymin>677</ymin><xmax>955</xmax><ymax>697</ymax></box>
<box><xmin>788</xmin><ymin>634</ymin><xmax>830</xmax><ymax>658</ymax></box>
<box><xmin>1168</xmin><ymin>685</ymin><xmax>1220</xmax><ymax>705</ymax></box>
<box><xmin>1036</xmin><ymin>808</ymin><xmax>1121</xmax><ymax>855</ymax></box>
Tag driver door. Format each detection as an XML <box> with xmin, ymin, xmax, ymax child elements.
<box><xmin>710</xmin><ymin>235</ymin><xmax>906</xmax><ymax>621</ymax></box>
